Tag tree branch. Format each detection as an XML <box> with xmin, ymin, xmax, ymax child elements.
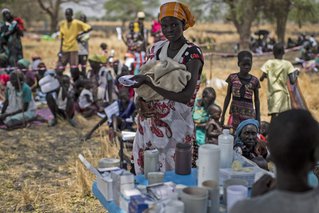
<box><xmin>37</xmin><ymin>0</ymin><xmax>53</xmax><ymax>17</ymax></box>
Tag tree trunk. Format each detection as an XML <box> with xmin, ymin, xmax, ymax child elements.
<box><xmin>236</xmin><ymin>21</ymin><xmax>253</xmax><ymax>50</ymax></box>
<box><xmin>273</xmin><ymin>0</ymin><xmax>291</xmax><ymax>44</ymax></box>
<box><xmin>226</xmin><ymin>0</ymin><xmax>260</xmax><ymax>51</ymax></box>
<box><xmin>50</xmin><ymin>15</ymin><xmax>58</xmax><ymax>33</ymax></box>
<box><xmin>276</xmin><ymin>14</ymin><xmax>288</xmax><ymax>44</ymax></box>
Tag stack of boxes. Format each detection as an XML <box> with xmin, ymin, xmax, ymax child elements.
<box><xmin>96</xmin><ymin>173</ymin><xmax>114</xmax><ymax>201</ymax></box>
<box><xmin>111</xmin><ymin>170</ymin><xmax>135</xmax><ymax>206</ymax></box>
<box><xmin>128</xmin><ymin>194</ymin><xmax>153</xmax><ymax>213</ymax></box>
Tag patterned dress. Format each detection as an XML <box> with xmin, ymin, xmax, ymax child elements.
<box><xmin>226</xmin><ymin>73</ymin><xmax>260</xmax><ymax>130</ymax></box>
<box><xmin>133</xmin><ymin>40</ymin><xmax>204</xmax><ymax>174</ymax></box>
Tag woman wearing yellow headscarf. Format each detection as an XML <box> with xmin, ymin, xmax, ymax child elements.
<box><xmin>130</xmin><ymin>1</ymin><xmax>204</xmax><ymax>174</ymax></box>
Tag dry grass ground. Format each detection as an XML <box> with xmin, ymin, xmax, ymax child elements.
<box><xmin>0</xmin><ymin>22</ymin><xmax>318</xmax><ymax>212</ymax></box>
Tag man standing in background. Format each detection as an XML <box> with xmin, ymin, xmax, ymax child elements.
<box><xmin>58</xmin><ymin>8</ymin><xmax>91</xmax><ymax>81</ymax></box>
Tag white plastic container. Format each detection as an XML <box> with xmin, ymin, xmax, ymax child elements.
<box><xmin>144</xmin><ymin>149</ymin><xmax>160</xmax><ymax>179</ymax></box>
<box><xmin>197</xmin><ymin>144</ymin><xmax>220</xmax><ymax>186</ymax></box>
<box><xmin>39</xmin><ymin>75</ymin><xmax>60</xmax><ymax>93</ymax></box>
<box><xmin>218</xmin><ymin>129</ymin><xmax>234</xmax><ymax>168</ymax></box>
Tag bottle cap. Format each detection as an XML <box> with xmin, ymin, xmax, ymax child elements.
<box><xmin>223</xmin><ymin>129</ymin><xmax>230</xmax><ymax>134</ymax></box>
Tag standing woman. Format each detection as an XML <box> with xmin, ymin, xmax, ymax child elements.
<box><xmin>130</xmin><ymin>2</ymin><xmax>204</xmax><ymax>174</ymax></box>
<box><xmin>0</xmin><ymin>9</ymin><xmax>24</xmax><ymax>67</ymax></box>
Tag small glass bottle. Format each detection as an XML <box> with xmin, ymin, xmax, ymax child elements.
<box><xmin>175</xmin><ymin>143</ymin><xmax>192</xmax><ymax>175</ymax></box>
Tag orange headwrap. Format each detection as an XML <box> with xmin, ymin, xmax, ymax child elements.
<box><xmin>159</xmin><ymin>2</ymin><xmax>195</xmax><ymax>30</ymax></box>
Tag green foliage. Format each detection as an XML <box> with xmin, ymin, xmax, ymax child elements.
<box><xmin>289</xmin><ymin>0</ymin><xmax>319</xmax><ymax>27</ymax></box>
<box><xmin>104</xmin><ymin>0</ymin><xmax>159</xmax><ymax>22</ymax></box>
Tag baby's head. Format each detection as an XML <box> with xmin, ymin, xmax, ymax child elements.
<box><xmin>202</xmin><ymin>87</ymin><xmax>216</xmax><ymax>108</ymax></box>
<box><xmin>207</xmin><ymin>104</ymin><xmax>221</xmax><ymax>121</ymax></box>
<box><xmin>260</xmin><ymin>121</ymin><xmax>270</xmax><ymax>137</ymax></box>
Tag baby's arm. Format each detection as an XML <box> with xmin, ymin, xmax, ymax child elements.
<box><xmin>206</xmin><ymin>121</ymin><xmax>222</xmax><ymax>137</ymax></box>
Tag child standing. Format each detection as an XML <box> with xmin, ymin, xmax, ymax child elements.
<box><xmin>221</xmin><ymin>51</ymin><xmax>260</xmax><ymax>130</ymax></box>
<box><xmin>260</xmin><ymin>43</ymin><xmax>299</xmax><ymax>122</ymax></box>
<box><xmin>193</xmin><ymin>87</ymin><xmax>216</xmax><ymax>146</ymax></box>
<box><xmin>205</xmin><ymin>103</ymin><xmax>223</xmax><ymax>145</ymax></box>
<box><xmin>192</xmin><ymin>87</ymin><xmax>216</xmax><ymax>166</ymax></box>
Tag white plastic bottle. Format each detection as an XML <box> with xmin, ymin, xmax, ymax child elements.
<box><xmin>218</xmin><ymin>129</ymin><xmax>234</xmax><ymax>168</ymax></box>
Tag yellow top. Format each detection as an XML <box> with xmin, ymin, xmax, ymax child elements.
<box><xmin>59</xmin><ymin>19</ymin><xmax>91</xmax><ymax>52</ymax></box>
<box><xmin>261</xmin><ymin>59</ymin><xmax>295</xmax><ymax>114</ymax></box>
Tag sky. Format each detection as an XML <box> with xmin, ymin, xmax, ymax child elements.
<box><xmin>60</xmin><ymin>0</ymin><xmax>177</xmax><ymax>18</ymax></box>
<box><xmin>61</xmin><ymin>0</ymin><xmax>106</xmax><ymax>18</ymax></box>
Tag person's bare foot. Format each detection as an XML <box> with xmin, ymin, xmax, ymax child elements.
<box><xmin>48</xmin><ymin>118</ymin><xmax>57</xmax><ymax>127</ymax></box>
<box><xmin>68</xmin><ymin>118</ymin><xmax>77</xmax><ymax>127</ymax></box>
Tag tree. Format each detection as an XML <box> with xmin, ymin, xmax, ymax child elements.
<box><xmin>37</xmin><ymin>0</ymin><xmax>66</xmax><ymax>33</ymax></box>
<box><xmin>104</xmin><ymin>0</ymin><xmax>143</xmax><ymax>25</ymax></box>
<box><xmin>263</xmin><ymin>0</ymin><xmax>318</xmax><ymax>43</ymax></box>
<box><xmin>224</xmin><ymin>0</ymin><xmax>263</xmax><ymax>49</ymax></box>
<box><xmin>263</xmin><ymin>0</ymin><xmax>292</xmax><ymax>44</ymax></box>
<box><xmin>37</xmin><ymin>0</ymin><xmax>95</xmax><ymax>33</ymax></box>
<box><xmin>289</xmin><ymin>0</ymin><xmax>318</xmax><ymax>28</ymax></box>
<box><xmin>1</xmin><ymin>0</ymin><xmax>46</xmax><ymax>25</ymax></box>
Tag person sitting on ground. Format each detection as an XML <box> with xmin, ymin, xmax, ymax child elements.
<box><xmin>0</xmin><ymin>71</ymin><xmax>36</xmax><ymax>129</ymax></box>
<box><xmin>205</xmin><ymin>103</ymin><xmax>223</xmax><ymax>145</ymax></box>
<box><xmin>0</xmin><ymin>55</ymin><xmax>10</xmax><ymax>100</ymax></box>
<box><xmin>234</xmin><ymin>118</ymin><xmax>268</xmax><ymax>170</ymax></box>
<box><xmin>86</xmin><ymin>54</ymin><xmax>106</xmax><ymax>109</ymax></box>
<box><xmin>46</xmin><ymin>74</ymin><xmax>76</xmax><ymax>127</ymax></box>
<box><xmin>17</xmin><ymin>58</ymin><xmax>37</xmax><ymax>91</ymax></box>
<box><xmin>230</xmin><ymin>109</ymin><xmax>319</xmax><ymax>213</ymax></box>
<box><xmin>83</xmin><ymin>88</ymin><xmax>136</xmax><ymax>140</ymax></box>
<box><xmin>97</xmin><ymin>59</ymin><xmax>117</xmax><ymax>105</ymax></box>
<box><xmin>77</xmin><ymin>79</ymin><xmax>97</xmax><ymax>118</ymax></box>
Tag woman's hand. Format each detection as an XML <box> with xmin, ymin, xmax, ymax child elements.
<box><xmin>255</xmin><ymin>140</ymin><xmax>268</xmax><ymax>157</ymax></box>
<box><xmin>129</xmin><ymin>75</ymin><xmax>150</xmax><ymax>88</ymax></box>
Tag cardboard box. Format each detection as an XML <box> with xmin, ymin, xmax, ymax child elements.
<box><xmin>96</xmin><ymin>175</ymin><xmax>113</xmax><ymax>201</ymax></box>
